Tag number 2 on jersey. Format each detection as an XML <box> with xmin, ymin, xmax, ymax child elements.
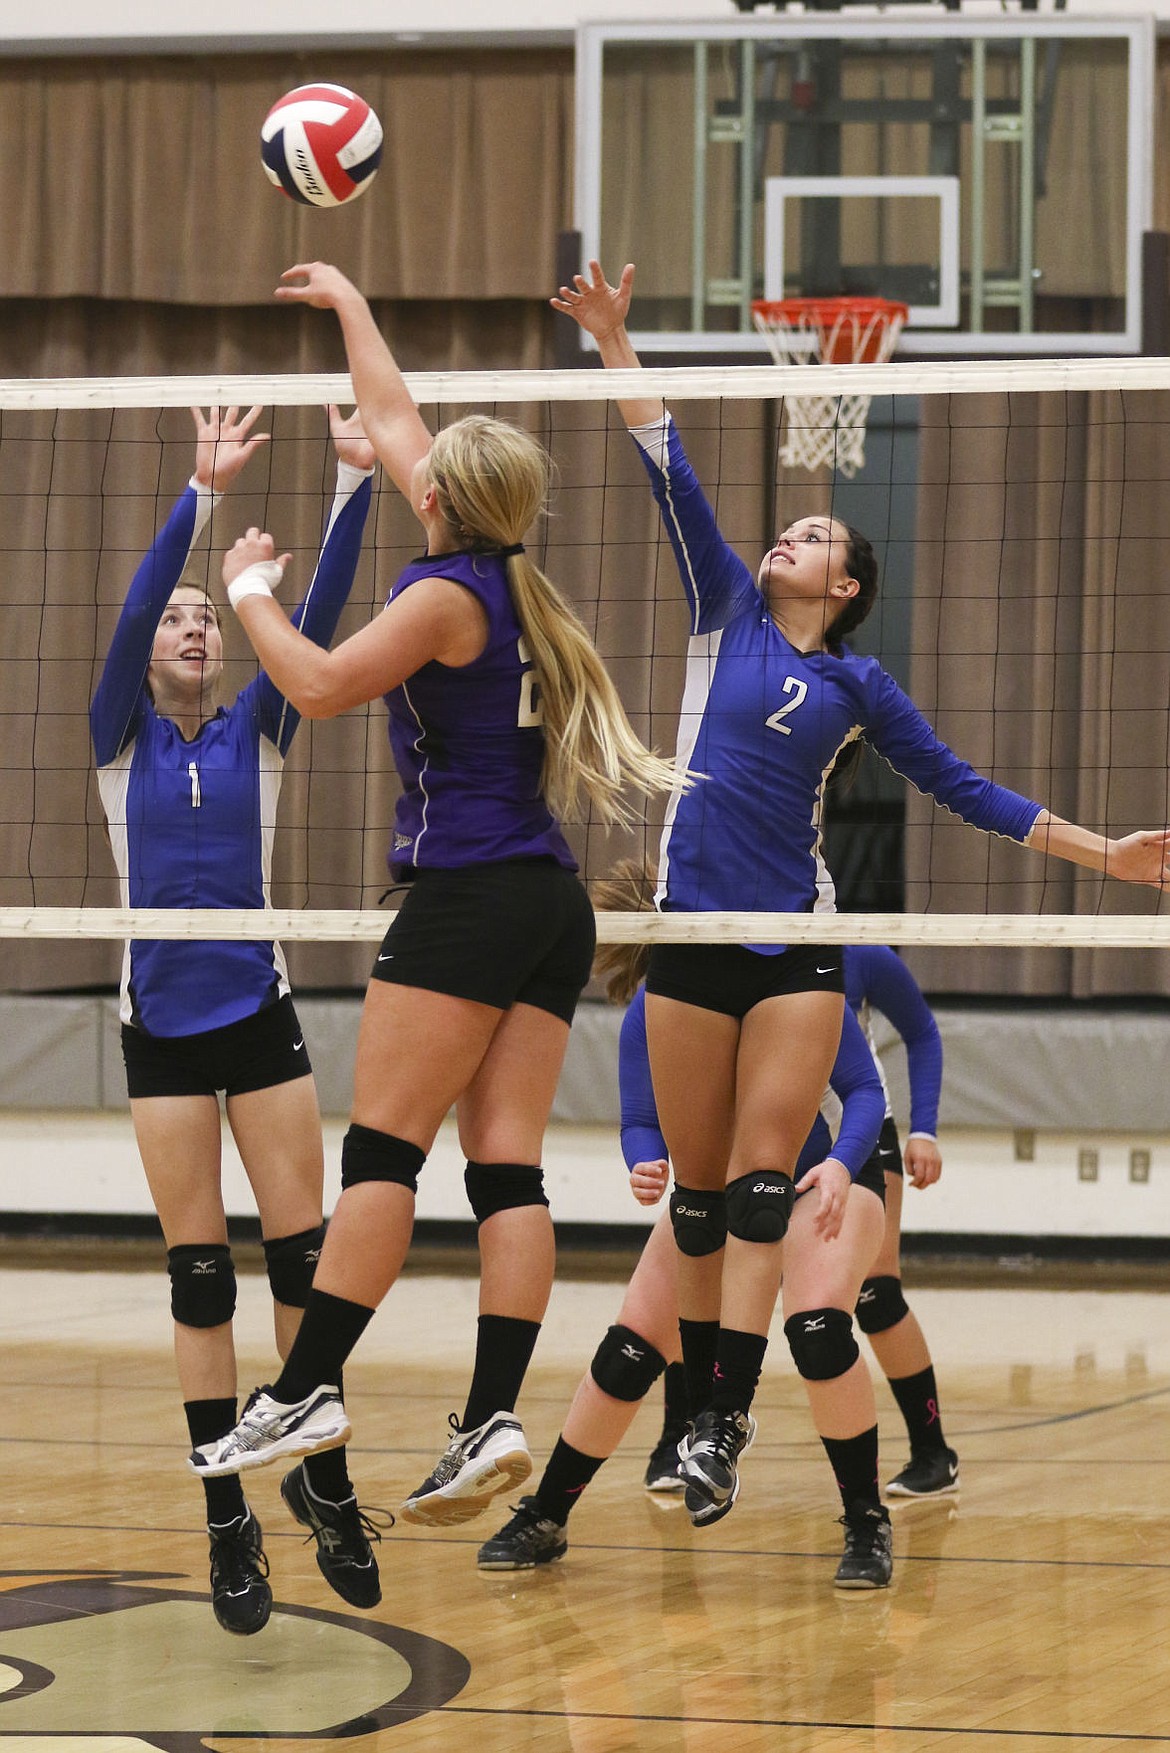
<box><xmin>517</xmin><ymin>636</ymin><xmax>543</xmax><ymax>727</ymax></box>
<box><xmin>765</xmin><ymin>676</ymin><xmax>808</xmax><ymax>736</ymax></box>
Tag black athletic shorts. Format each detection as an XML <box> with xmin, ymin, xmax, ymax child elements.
<box><xmin>795</xmin><ymin>1124</ymin><xmax>888</xmax><ymax>1205</ymax></box>
<box><xmin>875</xmin><ymin>1114</ymin><xmax>903</xmax><ymax>1180</ymax></box>
<box><xmin>121</xmin><ymin>993</ymin><xmax>312</xmax><ymax>1100</ymax></box>
<box><xmin>850</xmin><ymin>1139</ymin><xmax>889</xmax><ymax>1203</ymax></box>
<box><xmin>645</xmin><ymin>941</ymin><xmax>845</xmax><ymax>1019</ymax></box>
<box><xmin>371</xmin><ymin>858</ymin><xmax>596</xmax><ymax>1026</ymax></box>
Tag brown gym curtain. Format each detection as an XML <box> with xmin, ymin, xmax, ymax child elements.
<box><xmin>2</xmin><ymin>46</ymin><xmax>1170</xmax><ymax>998</ymax></box>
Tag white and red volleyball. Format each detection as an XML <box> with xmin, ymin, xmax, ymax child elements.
<box><xmin>260</xmin><ymin>83</ymin><xmax>383</xmax><ymax>208</ymax></box>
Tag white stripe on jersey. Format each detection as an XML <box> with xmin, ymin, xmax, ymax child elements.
<box><xmin>656</xmin><ymin>629</ymin><xmax>722</xmax><ymax>910</ymax></box>
<box><xmin>97</xmin><ymin>751</ymin><xmax>137</xmax><ymax>1024</ymax></box>
<box><xmin>810</xmin><ymin>728</ymin><xmax>861</xmax><ymax>915</ymax></box>
<box><xmin>258</xmin><ymin>737</ymin><xmax>291</xmax><ymax>1001</ymax></box>
<box><xmin>653</xmin><ymin>431</ymin><xmax>704</xmax><ymax>639</ymax></box>
<box><xmin>856</xmin><ymin>996</ymin><xmax>895</xmax><ymax>1118</ymax></box>
<box><xmin>399</xmin><ymin>675</ymin><xmax>433</xmax><ymax>862</ymax></box>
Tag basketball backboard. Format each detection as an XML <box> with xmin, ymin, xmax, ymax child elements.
<box><xmin>576</xmin><ymin>15</ymin><xmax>1154</xmax><ymax>356</ymax></box>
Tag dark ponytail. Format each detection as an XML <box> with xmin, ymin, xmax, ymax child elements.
<box><xmin>828</xmin><ymin>526</ymin><xmax>879</xmax><ymax>651</ymax></box>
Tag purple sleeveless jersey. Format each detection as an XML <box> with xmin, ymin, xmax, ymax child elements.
<box><xmin>383</xmin><ymin>548</ymin><xmax>577</xmax><ymax>876</ymax></box>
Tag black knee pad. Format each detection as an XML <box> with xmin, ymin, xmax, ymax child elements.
<box><xmin>589</xmin><ymin>1324</ymin><xmax>667</xmax><ymax>1403</ymax></box>
<box><xmin>726</xmin><ymin>1170</ymin><xmax>795</xmax><ymax>1245</ymax></box>
<box><xmin>464</xmin><ymin>1160</ymin><xmax>548</xmax><ymax>1224</ymax></box>
<box><xmin>669</xmin><ymin>1186</ymin><xmax>727</xmax><ymax>1258</ymax></box>
<box><xmin>263</xmin><ymin>1223</ymin><xmax>326</xmax><ymax>1308</ymax></box>
<box><xmin>167</xmin><ymin>1243</ymin><xmax>236</xmax><ymax>1329</ymax></box>
<box><xmin>855</xmin><ymin>1275</ymin><xmax>910</xmax><ymax>1336</ymax></box>
<box><xmin>784</xmin><ymin>1307</ymin><xmax>860</xmax><ymax>1382</ymax></box>
<box><xmin>341</xmin><ymin>1124</ymin><xmax>426</xmax><ymax>1192</ymax></box>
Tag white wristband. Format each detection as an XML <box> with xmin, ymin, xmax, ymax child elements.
<box><xmin>227</xmin><ymin>560</ymin><xmax>283</xmax><ymax>611</ymax></box>
<box><xmin>907</xmin><ymin>1131</ymin><xmax>938</xmax><ymax>1144</ymax></box>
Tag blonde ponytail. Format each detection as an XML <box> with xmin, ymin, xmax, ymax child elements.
<box><xmin>427</xmin><ymin>416</ymin><xmax>685</xmax><ymax>827</ymax></box>
<box><xmin>591</xmin><ymin>856</ymin><xmax>658</xmax><ymax>1004</ymax></box>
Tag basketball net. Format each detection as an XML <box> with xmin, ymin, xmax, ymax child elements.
<box><xmin>751</xmin><ymin>297</ymin><xmax>909</xmax><ymax>478</ymax></box>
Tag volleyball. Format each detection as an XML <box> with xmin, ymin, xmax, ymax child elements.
<box><xmin>260</xmin><ymin>83</ymin><xmax>383</xmax><ymax>208</ymax></box>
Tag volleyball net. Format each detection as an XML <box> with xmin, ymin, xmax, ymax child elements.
<box><xmin>4</xmin><ymin>360</ymin><xmax>1170</xmax><ymax>999</ymax></box>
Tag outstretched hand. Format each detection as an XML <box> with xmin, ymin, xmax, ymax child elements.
<box><xmin>1107</xmin><ymin>828</ymin><xmax>1170</xmax><ymax>888</ymax></box>
<box><xmin>275</xmin><ymin>261</ymin><xmax>359</xmax><ymax>310</ymax></box>
<box><xmin>222</xmin><ymin>527</ymin><xmax>292</xmax><ymax>591</ymax></box>
<box><xmin>191</xmin><ymin>405</ymin><xmax>269</xmax><ymax>493</ymax></box>
<box><xmin>329</xmin><ymin>404</ymin><xmax>376</xmax><ymax>472</ymax></box>
<box><xmin>793</xmin><ymin>1157</ymin><xmax>852</xmax><ymax>1242</ymax></box>
<box><xmin>550</xmin><ymin>259</ymin><xmax>635</xmax><ymax>341</ymax></box>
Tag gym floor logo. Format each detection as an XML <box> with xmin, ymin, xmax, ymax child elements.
<box><xmin>0</xmin><ymin>1567</ymin><xmax>471</xmax><ymax>1749</ymax></box>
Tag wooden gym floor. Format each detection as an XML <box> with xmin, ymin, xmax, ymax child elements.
<box><xmin>2</xmin><ymin>1253</ymin><xmax>1170</xmax><ymax>1752</ymax></box>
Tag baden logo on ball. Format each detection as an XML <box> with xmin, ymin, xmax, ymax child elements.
<box><xmin>261</xmin><ymin>83</ymin><xmax>383</xmax><ymax>208</ymax></box>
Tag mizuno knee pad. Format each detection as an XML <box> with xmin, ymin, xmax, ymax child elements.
<box><xmin>855</xmin><ymin>1275</ymin><xmax>910</xmax><ymax>1336</ymax></box>
<box><xmin>589</xmin><ymin>1324</ymin><xmax>667</xmax><ymax>1402</ymax></box>
<box><xmin>167</xmin><ymin>1243</ymin><xmax>236</xmax><ymax>1329</ymax></box>
<box><xmin>784</xmin><ymin>1307</ymin><xmax>860</xmax><ymax>1382</ymax></box>
<box><xmin>262</xmin><ymin>1223</ymin><xmax>326</xmax><ymax>1308</ymax></box>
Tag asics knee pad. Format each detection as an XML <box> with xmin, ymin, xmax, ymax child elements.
<box><xmin>464</xmin><ymin>1161</ymin><xmax>548</xmax><ymax>1224</ymax></box>
<box><xmin>669</xmin><ymin>1186</ymin><xmax>727</xmax><ymax>1258</ymax></box>
<box><xmin>340</xmin><ymin>1124</ymin><xmax>426</xmax><ymax>1192</ymax></box>
<box><xmin>855</xmin><ymin>1275</ymin><xmax>910</xmax><ymax>1336</ymax></box>
<box><xmin>589</xmin><ymin>1324</ymin><xmax>667</xmax><ymax>1402</ymax></box>
<box><xmin>784</xmin><ymin>1307</ymin><xmax>860</xmax><ymax>1382</ymax></box>
<box><xmin>167</xmin><ymin>1243</ymin><xmax>236</xmax><ymax>1329</ymax></box>
<box><xmin>726</xmin><ymin>1169</ymin><xmax>795</xmax><ymax>1244</ymax></box>
<box><xmin>262</xmin><ymin>1223</ymin><xmax>326</xmax><ymax>1308</ymax></box>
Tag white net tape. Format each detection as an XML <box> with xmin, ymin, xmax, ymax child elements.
<box><xmin>2</xmin><ymin>909</ymin><xmax>1169</xmax><ymax>950</ymax></box>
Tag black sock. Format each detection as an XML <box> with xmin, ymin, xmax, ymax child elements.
<box><xmin>821</xmin><ymin>1425</ymin><xmax>882</xmax><ymax>1515</ymax></box>
<box><xmin>185</xmin><ymin>1397</ymin><xmax>246</xmax><ymax>1525</ymax></box>
<box><xmin>678</xmin><ymin>1319</ymin><xmax>719</xmax><ymax>1420</ymax></box>
<box><xmin>534</xmin><ymin>1437</ymin><xmax>604</xmax><ymax>1526</ymax></box>
<box><xmin>708</xmin><ymin>1328</ymin><xmax>768</xmax><ymax>1417</ymax></box>
<box><xmin>888</xmin><ymin>1364</ymin><xmax>947</xmax><ymax>1454</ymax></box>
<box><xmin>460</xmin><ymin>1314</ymin><xmax>541</xmax><ymax>1431</ymax></box>
<box><xmin>273</xmin><ymin>1290</ymin><xmax>374</xmax><ymax>1403</ymax></box>
<box><xmin>302</xmin><ymin>1371</ymin><xmax>353</xmax><ymax>1502</ymax></box>
<box><xmin>661</xmin><ymin>1361</ymin><xmax>690</xmax><ymax>1436</ymax></box>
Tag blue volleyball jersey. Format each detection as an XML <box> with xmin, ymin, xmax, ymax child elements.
<box><xmin>634</xmin><ymin>420</ymin><xmax>1043</xmax><ymax>937</ymax></box>
<box><xmin>845</xmin><ymin>943</ymin><xmax>943</xmax><ymax>1136</ymax></box>
<box><xmin>618</xmin><ymin>984</ymin><xmax>884</xmax><ymax>1182</ymax></box>
<box><xmin>91</xmin><ymin>466</ymin><xmax>371</xmax><ymax>1037</ymax></box>
<box><xmin>382</xmin><ymin>548</ymin><xmax>576</xmax><ymax>875</ymax></box>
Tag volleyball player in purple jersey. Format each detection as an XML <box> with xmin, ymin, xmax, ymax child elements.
<box><xmin>553</xmin><ymin>259</ymin><xmax>1170</xmax><ymax>1583</ymax></box>
<box><xmin>91</xmin><ymin>405</ymin><xmax>380</xmax><ymax>1634</ymax></box>
<box><xmin>188</xmin><ymin>261</ymin><xmax>680</xmax><ymax>1528</ymax></box>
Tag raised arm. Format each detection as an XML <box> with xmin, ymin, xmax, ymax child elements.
<box><xmin>254</xmin><ymin>406</ymin><xmax>376</xmax><ymax>754</ymax></box>
<box><xmin>90</xmin><ymin>405</ymin><xmax>268</xmax><ymax>763</ymax></box>
<box><xmin>551</xmin><ymin>260</ymin><xmax>664</xmax><ymax>430</ymax></box>
<box><xmin>275</xmin><ymin>262</ymin><xmax>432</xmax><ymax>499</ymax></box>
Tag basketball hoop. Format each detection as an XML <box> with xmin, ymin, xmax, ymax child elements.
<box><xmin>751</xmin><ymin>296</ymin><xmax>909</xmax><ymax>478</ymax></box>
